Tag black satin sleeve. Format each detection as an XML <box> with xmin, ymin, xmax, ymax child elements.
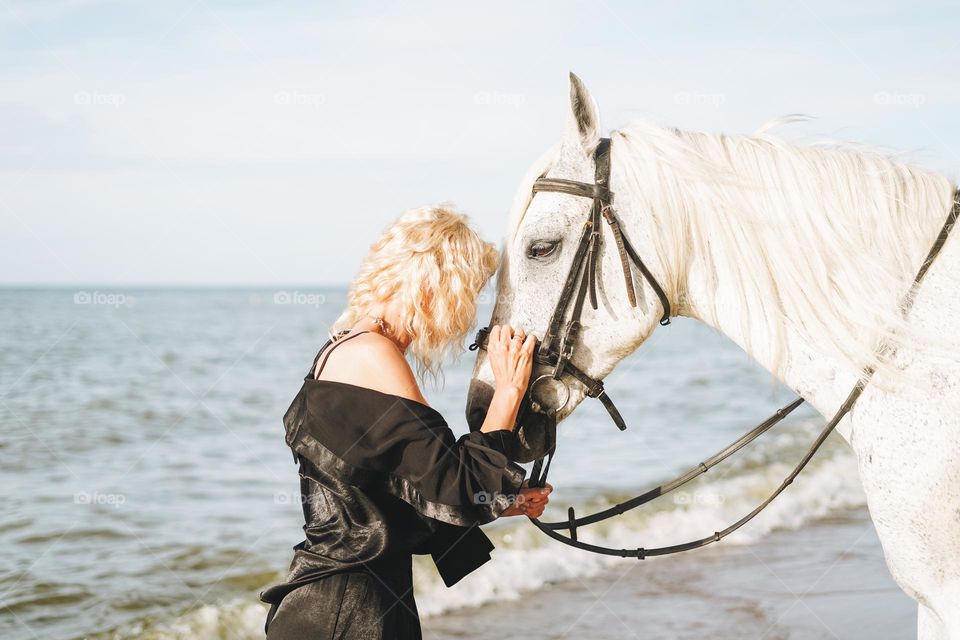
<box><xmin>292</xmin><ymin>382</ymin><xmax>527</xmax><ymax>527</ymax></box>
<box><xmin>362</xmin><ymin>401</ymin><xmax>527</xmax><ymax>525</ymax></box>
<box><xmin>427</xmin><ymin>521</ymin><xmax>495</xmax><ymax>587</ymax></box>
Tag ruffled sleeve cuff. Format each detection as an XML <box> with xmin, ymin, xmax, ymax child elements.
<box><xmin>429</xmin><ymin>522</ymin><xmax>495</xmax><ymax>587</ymax></box>
<box><xmin>456</xmin><ymin>430</ymin><xmax>527</xmax><ymax>523</ymax></box>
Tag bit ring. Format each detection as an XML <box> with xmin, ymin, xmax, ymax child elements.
<box><xmin>528</xmin><ymin>374</ymin><xmax>571</xmax><ymax>416</ymax></box>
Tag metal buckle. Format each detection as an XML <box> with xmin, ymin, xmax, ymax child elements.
<box><xmin>528</xmin><ymin>374</ymin><xmax>571</xmax><ymax>416</ymax></box>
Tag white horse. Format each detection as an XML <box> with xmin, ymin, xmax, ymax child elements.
<box><xmin>466</xmin><ymin>74</ymin><xmax>960</xmax><ymax>638</ymax></box>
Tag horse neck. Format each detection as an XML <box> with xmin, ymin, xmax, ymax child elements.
<box><xmin>613</xmin><ymin>128</ymin><xmax>954</xmax><ymax>427</ymax></box>
<box><xmin>610</xmin><ymin>172</ymin><xmax>854</xmax><ymax>422</ymax></box>
<box><xmin>682</xmin><ymin>270</ymin><xmax>860</xmax><ymax>428</ymax></box>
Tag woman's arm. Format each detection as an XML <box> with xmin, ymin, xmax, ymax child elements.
<box><xmin>472</xmin><ymin>326</ymin><xmax>551</xmax><ymax>516</ymax></box>
<box><xmin>325</xmin><ymin>326</ymin><xmax>535</xmax><ymax>434</ymax></box>
<box><xmin>478</xmin><ymin>325</ymin><xmax>536</xmax><ymax>432</ymax></box>
<box><xmin>315</xmin><ymin>327</ymin><xmax>545</xmax><ymax>521</ymax></box>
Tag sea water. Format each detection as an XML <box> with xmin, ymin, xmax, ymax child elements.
<box><xmin>0</xmin><ymin>287</ymin><xmax>909</xmax><ymax>639</ymax></box>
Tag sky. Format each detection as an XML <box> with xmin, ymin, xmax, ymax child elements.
<box><xmin>1</xmin><ymin>0</ymin><xmax>957</xmax><ymax>285</ymax></box>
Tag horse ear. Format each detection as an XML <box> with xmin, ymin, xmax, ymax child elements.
<box><xmin>564</xmin><ymin>72</ymin><xmax>602</xmax><ymax>152</ymax></box>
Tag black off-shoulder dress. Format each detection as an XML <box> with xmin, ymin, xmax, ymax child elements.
<box><xmin>260</xmin><ymin>332</ymin><xmax>526</xmax><ymax>639</ymax></box>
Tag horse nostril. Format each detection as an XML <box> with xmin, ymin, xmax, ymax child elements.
<box><xmin>466</xmin><ymin>379</ymin><xmax>495</xmax><ymax>432</ymax></box>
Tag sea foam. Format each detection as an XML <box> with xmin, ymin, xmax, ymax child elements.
<box><xmin>110</xmin><ymin>420</ymin><xmax>864</xmax><ymax>639</ymax></box>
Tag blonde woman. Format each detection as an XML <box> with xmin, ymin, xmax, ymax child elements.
<box><xmin>260</xmin><ymin>206</ymin><xmax>551</xmax><ymax>639</ymax></box>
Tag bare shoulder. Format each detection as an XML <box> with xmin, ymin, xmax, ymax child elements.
<box><xmin>316</xmin><ymin>332</ymin><xmax>429</xmax><ymax>406</ymax></box>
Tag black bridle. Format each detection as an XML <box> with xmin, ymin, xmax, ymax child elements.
<box><xmin>471</xmin><ymin>137</ymin><xmax>960</xmax><ymax>558</ymax></box>
<box><xmin>472</xmin><ymin>139</ymin><xmax>671</xmax><ymax>433</ymax></box>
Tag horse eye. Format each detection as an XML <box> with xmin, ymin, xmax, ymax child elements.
<box><xmin>527</xmin><ymin>240</ymin><xmax>559</xmax><ymax>259</ymax></box>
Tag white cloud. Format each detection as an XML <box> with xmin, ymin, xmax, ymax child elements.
<box><xmin>0</xmin><ymin>1</ymin><xmax>957</xmax><ymax>283</ymax></box>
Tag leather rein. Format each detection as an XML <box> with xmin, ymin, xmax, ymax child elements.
<box><xmin>471</xmin><ymin>137</ymin><xmax>960</xmax><ymax>558</ymax></box>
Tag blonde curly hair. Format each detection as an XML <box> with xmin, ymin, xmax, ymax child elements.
<box><xmin>331</xmin><ymin>205</ymin><xmax>499</xmax><ymax>381</ymax></box>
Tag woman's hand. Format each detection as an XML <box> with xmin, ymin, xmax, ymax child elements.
<box><xmin>500</xmin><ymin>482</ymin><xmax>552</xmax><ymax>519</ymax></box>
<box><xmin>486</xmin><ymin>324</ymin><xmax>536</xmax><ymax>395</ymax></box>
<box><xmin>479</xmin><ymin>325</ymin><xmax>536</xmax><ymax>433</ymax></box>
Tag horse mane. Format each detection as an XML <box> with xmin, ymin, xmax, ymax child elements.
<box><xmin>612</xmin><ymin>118</ymin><xmax>956</xmax><ymax>378</ymax></box>
<box><xmin>506</xmin><ymin>118</ymin><xmax>957</xmax><ymax>380</ymax></box>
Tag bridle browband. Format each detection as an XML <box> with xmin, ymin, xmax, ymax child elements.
<box><xmin>471</xmin><ymin>137</ymin><xmax>960</xmax><ymax>558</ymax></box>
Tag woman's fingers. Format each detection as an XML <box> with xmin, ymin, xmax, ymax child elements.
<box><xmin>521</xmin><ymin>488</ymin><xmax>551</xmax><ymax>502</ymax></box>
<box><xmin>491</xmin><ymin>325</ymin><xmax>520</xmax><ymax>349</ymax></box>
<box><xmin>523</xmin><ymin>503</ymin><xmax>545</xmax><ymax>518</ymax></box>
<box><xmin>530</xmin><ymin>484</ymin><xmax>552</xmax><ymax>500</ymax></box>
<box><xmin>502</xmin><ymin>327</ymin><xmax>514</xmax><ymax>348</ymax></box>
<box><xmin>490</xmin><ymin>324</ymin><xmax>533</xmax><ymax>356</ymax></box>
<box><xmin>489</xmin><ymin>325</ymin><xmax>502</xmax><ymax>350</ymax></box>
<box><xmin>490</xmin><ymin>325</ymin><xmax>535</xmax><ymax>347</ymax></box>
<box><xmin>498</xmin><ymin>483</ymin><xmax>551</xmax><ymax>518</ymax></box>
<box><xmin>488</xmin><ymin>325</ymin><xmax>539</xmax><ymax>395</ymax></box>
<box><xmin>520</xmin><ymin>334</ymin><xmax>536</xmax><ymax>367</ymax></box>
<box><xmin>516</xmin><ymin>484</ymin><xmax>551</xmax><ymax>507</ymax></box>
